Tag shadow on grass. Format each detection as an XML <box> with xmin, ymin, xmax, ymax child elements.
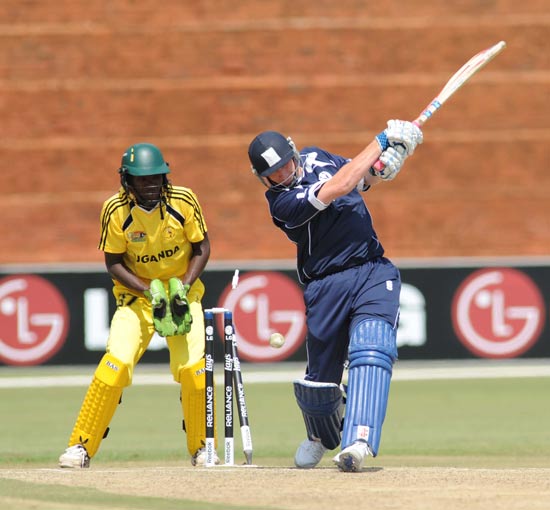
<box><xmin>0</xmin><ymin>478</ymin><xmax>271</xmax><ymax>510</ymax></box>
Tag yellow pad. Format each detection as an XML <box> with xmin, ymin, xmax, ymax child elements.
<box><xmin>68</xmin><ymin>354</ymin><xmax>130</xmax><ymax>457</ymax></box>
<box><xmin>178</xmin><ymin>358</ymin><xmax>216</xmax><ymax>456</ymax></box>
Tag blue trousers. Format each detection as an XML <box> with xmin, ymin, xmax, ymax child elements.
<box><xmin>303</xmin><ymin>257</ymin><xmax>401</xmax><ymax>383</ymax></box>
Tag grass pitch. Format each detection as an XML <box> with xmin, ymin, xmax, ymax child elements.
<box><xmin>2</xmin><ymin>373</ymin><xmax>549</xmax><ymax>466</ymax></box>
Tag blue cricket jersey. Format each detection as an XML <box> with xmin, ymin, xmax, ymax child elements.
<box><xmin>265</xmin><ymin>146</ymin><xmax>385</xmax><ymax>284</ymax></box>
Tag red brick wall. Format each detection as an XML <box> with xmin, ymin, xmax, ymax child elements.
<box><xmin>1</xmin><ymin>1</ymin><xmax>548</xmax><ymax>264</ymax></box>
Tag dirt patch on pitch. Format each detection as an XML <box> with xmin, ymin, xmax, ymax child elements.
<box><xmin>2</xmin><ymin>465</ymin><xmax>550</xmax><ymax>510</ymax></box>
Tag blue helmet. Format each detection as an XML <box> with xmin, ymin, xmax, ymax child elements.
<box><xmin>248</xmin><ymin>131</ymin><xmax>297</xmax><ymax>177</ymax></box>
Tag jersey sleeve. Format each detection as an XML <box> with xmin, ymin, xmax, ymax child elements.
<box><xmin>268</xmin><ymin>187</ymin><xmax>325</xmax><ymax>229</ymax></box>
<box><xmin>98</xmin><ymin>193</ymin><xmax>128</xmax><ymax>254</ymax></box>
<box><xmin>182</xmin><ymin>189</ymin><xmax>208</xmax><ymax>243</ymax></box>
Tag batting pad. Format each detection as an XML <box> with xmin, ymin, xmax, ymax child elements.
<box><xmin>68</xmin><ymin>353</ymin><xmax>130</xmax><ymax>457</ymax></box>
<box><xmin>293</xmin><ymin>379</ymin><xmax>343</xmax><ymax>450</ymax></box>
<box><xmin>341</xmin><ymin>319</ymin><xmax>397</xmax><ymax>455</ymax></box>
<box><xmin>178</xmin><ymin>358</ymin><xmax>216</xmax><ymax>456</ymax></box>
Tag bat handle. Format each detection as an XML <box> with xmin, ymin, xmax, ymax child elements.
<box><xmin>371</xmin><ymin>120</ymin><xmax>423</xmax><ymax>172</ymax></box>
<box><xmin>372</xmin><ymin>158</ymin><xmax>386</xmax><ymax>172</ymax></box>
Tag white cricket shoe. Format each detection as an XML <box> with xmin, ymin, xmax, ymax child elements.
<box><xmin>333</xmin><ymin>440</ymin><xmax>371</xmax><ymax>472</ymax></box>
<box><xmin>294</xmin><ymin>439</ymin><xmax>327</xmax><ymax>469</ymax></box>
<box><xmin>191</xmin><ymin>447</ymin><xmax>220</xmax><ymax>466</ymax></box>
<box><xmin>59</xmin><ymin>444</ymin><xmax>90</xmax><ymax>468</ymax></box>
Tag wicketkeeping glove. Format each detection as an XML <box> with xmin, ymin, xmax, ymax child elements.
<box><xmin>144</xmin><ymin>279</ymin><xmax>177</xmax><ymax>337</ymax></box>
<box><xmin>381</xmin><ymin>119</ymin><xmax>424</xmax><ymax>156</ymax></box>
<box><xmin>169</xmin><ymin>278</ymin><xmax>193</xmax><ymax>335</ymax></box>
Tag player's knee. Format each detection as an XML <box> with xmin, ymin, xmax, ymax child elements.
<box><xmin>176</xmin><ymin>358</ymin><xmax>206</xmax><ymax>386</ymax></box>
<box><xmin>94</xmin><ymin>353</ymin><xmax>131</xmax><ymax>388</ymax></box>
<box><xmin>349</xmin><ymin>319</ymin><xmax>397</xmax><ymax>364</ymax></box>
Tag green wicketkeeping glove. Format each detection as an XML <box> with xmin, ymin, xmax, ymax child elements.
<box><xmin>144</xmin><ymin>279</ymin><xmax>177</xmax><ymax>337</ymax></box>
<box><xmin>169</xmin><ymin>278</ymin><xmax>193</xmax><ymax>335</ymax></box>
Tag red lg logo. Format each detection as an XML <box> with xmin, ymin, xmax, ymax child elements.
<box><xmin>0</xmin><ymin>275</ymin><xmax>69</xmax><ymax>366</ymax></box>
<box><xmin>217</xmin><ymin>272</ymin><xmax>306</xmax><ymax>362</ymax></box>
<box><xmin>452</xmin><ymin>268</ymin><xmax>545</xmax><ymax>358</ymax></box>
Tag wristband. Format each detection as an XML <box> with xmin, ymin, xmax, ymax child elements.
<box><xmin>375</xmin><ymin>131</ymin><xmax>389</xmax><ymax>151</ymax></box>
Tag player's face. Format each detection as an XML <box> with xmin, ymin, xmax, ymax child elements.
<box><xmin>127</xmin><ymin>174</ymin><xmax>164</xmax><ymax>209</ymax></box>
<box><xmin>268</xmin><ymin>159</ymin><xmax>301</xmax><ymax>187</ymax></box>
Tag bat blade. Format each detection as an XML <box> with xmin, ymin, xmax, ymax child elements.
<box><xmin>373</xmin><ymin>40</ymin><xmax>506</xmax><ymax>171</ymax></box>
<box><xmin>415</xmin><ymin>40</ymin><xmax>506</xmax><ymax>126</ymax></box>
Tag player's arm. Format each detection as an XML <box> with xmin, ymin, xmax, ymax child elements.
<box><xmin>180</xmin><ymin>233</ymin><xmax>210</xmax><ymax>287</ymax></box>
<box><xmin>315</xmin><ymin>139</ymin><xmax>382</xmax><ymax>203</ymax></box>
<box><xmin>168</xmin><ymin>233</ymin><xmax>210</xmax><ymax>335</ymax></box>
<box><xmin>105</xmin><ymin>252</ymin><xmax>177</xmax><ymax>335</ymax></box>
<box><xmin>104</xmin><ymin>252</ymin><xmax>149</xmax><ymax>295</ymax></box>
<box><xmin>316</xmin><ymin>121</ymin><xmax>423</xmax><ymax>204</ymax></box>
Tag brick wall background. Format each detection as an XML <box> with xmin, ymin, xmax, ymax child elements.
<box><xmin>1</xmin><ymin>1</ymin><xmax>549</xmax><ymax>265</ymax></box>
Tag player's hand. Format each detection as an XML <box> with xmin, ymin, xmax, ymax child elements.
<box><xmin>169</xmin><ymin>278</ymin><xmax>193</xmax><ymax>335</ymax></box>
<box><xmin>144</xmin><ymin>279</ymin><xmax>177</xmax><ymax>337</ymax></box>
<box><xmin>374</xmin><ymin>146</ymin><xmax>407</xmax><ymax>181</ymax></box>
<box><xmin>383</xmin><ymin>120</ymin><xmax>423</xmax><ymax>156</ymax></box>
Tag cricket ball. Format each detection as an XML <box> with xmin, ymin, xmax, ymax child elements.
<box><xmin>269</xmin><ymin>332</ymin><xmax>285</xmax><ymax>348</ymax></box>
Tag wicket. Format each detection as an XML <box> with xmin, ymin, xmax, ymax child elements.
<box><xmin>204</xmin><ymin>308</ymin><xmax>253</xmax><ymax>466</ymax></box>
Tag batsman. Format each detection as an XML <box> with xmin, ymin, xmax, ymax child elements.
<box><xmin>59</xmin><ymin>142</ymin><xmax>218</xmax><ymax>468</ymax></box>
<box><xmin>248</xmin><ymin>119</ymin><xmax>423</xmax><ymax>472</ymax></box>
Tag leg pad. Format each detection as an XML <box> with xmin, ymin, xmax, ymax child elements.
<box><xmin>294</xmin><ymin>379</ymin><xmax>343</xmax><ymax>450</ymax></box>
<box><xmin>341</xmin><ymin>319</ymin><xmax>397</xmax><ymax>456</ymax></box>
<box><xmin>178</xmin><ymin>358</ymin><xmax>216</xmax><ymax>456</ymax></box>
<box><xmin>68</xmin><ymin>354</ymin><xmax>130</xmax><ymax>457</ymax></box>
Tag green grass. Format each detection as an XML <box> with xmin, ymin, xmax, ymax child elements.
<box><xmin>1</xmin><ymin>376</ymin><xmax>549</xmax><ymax>466</ymax></box>
<box><xmin>384</xmin><ymin>378</ymin><xmax>550</xmax><ymax>461</ymax></box>
<box><xmin>0</xmin><ymin>379</ymin><xmax>305</xmax><ymax>466</ymax></box>
<box><xmin>0</xmin><ymin>479</ymin><xmax>236</xmax><ymax>510</ymax></box>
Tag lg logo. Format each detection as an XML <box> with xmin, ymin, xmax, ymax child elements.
<box><xmin>452</xmin><ymin>268</ymin><xmax>545</xmax><ymax>358</ymax></box>
<box><xmin>0</xmin><ymin>275</ymin><xmax>69</xmax><ymax>365</ymax></box>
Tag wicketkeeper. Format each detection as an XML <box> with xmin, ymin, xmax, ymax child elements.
<box><xmin>59</xmin><ymin>142</ymin><xmax>218</xmax><ymax>468</ymax></box>
<box><xmin>248</xmin><ymin>120</ymin><xmax>423</xmax><ymax>472</ymax></box>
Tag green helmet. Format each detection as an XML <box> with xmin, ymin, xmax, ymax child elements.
<box><xmin>120</xmin><ymin>143</ymin><xmax>170</xmax><ymax>176</ymax></box>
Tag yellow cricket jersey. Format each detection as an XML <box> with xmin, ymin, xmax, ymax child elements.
<box><xmin>98</xmin><ymin>185</ymin><xmax>207</xmax><ymax>298</ymax></box>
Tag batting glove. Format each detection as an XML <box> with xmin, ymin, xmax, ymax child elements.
<box><xmin>169</xmin><ymin>278</ymin><xmax>193</xmax><ymax>335</ymax></box>
<box><xmin>373</xmin><ymin>146</ymin><xmax>407</xmax><ymax>181</ymax></box>
<box><xmin>383</xmin><ymin>119</ymin><xmax>423</xmax><ymax>156</ymax></box>
<box><xmin>144</xmin><ymin>279</ymin><xmax>177</xmax><ymax>337</ymax></box>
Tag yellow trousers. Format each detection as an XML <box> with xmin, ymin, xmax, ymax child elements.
<box><xmin>67</xmin><ymin>291</ymin><xmax>207</xmax><ymax>458</ymax></box>
<box><xmin>107</xmin><ymin>295</ymin><xmax>205</xmax><ymax>381</ymax></box>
